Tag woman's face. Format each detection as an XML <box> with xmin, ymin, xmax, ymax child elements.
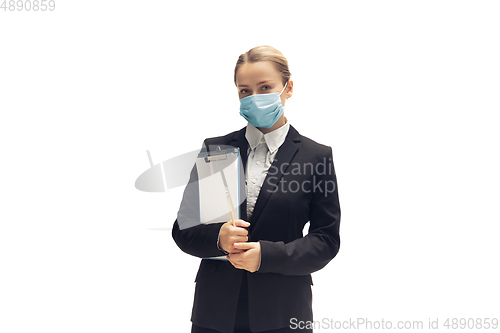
<box><xmin>235</xmin><ymin>61</ymin><xmax>292</xmax><ymax>106</ymax></box>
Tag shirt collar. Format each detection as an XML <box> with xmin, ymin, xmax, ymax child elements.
<box><xmin>244</xmin><ymin>118</ymin><xmax>290</xmax><ymax>154</ymax></box>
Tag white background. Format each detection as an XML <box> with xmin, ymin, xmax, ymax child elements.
<box><xmin>1</xmin><ymin>1</ymin><xmax>499</xmax><ymax>332</ymax></box>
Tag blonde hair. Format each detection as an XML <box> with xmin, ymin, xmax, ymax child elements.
<box><xmin>234</xmin><ymin>45</ymin><xmax>291</xmax><ymax>86</ymax></box>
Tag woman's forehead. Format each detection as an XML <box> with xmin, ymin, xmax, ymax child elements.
<box><xmin>236</xmin><ymin>61</ymin><xmax>281</xmax><ymax>86</ymax></box>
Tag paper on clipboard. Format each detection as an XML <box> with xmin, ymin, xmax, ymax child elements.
<box><xmin>196</xmin><ymin>148</ymin><xmax>241</xmax><ymax>224</ymax></box>
<box><xmin>196</xmin><ymin>147</ymin><xmax>244</xmax><ymax>260</ymax></box>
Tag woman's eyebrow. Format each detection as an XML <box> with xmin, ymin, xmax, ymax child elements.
<box><xmin>257</xmin><ymin>80</ymin><xmax>272</xmax><ymax>86</ymax></box>
<box><xmin>237</xmin><ymin>80</ymin><xmax>273</xmax><ymax>88</ymax></box>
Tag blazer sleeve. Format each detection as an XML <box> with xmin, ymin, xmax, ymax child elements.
<box><xmin>257</xmin><ymin>146</ymin><xmax>341</xmax><ymax>276</ymax></box>
<box><xmin>171</xmin><ymin>140</ymin><xmax>228</xmax><ymax>258</ymax></box>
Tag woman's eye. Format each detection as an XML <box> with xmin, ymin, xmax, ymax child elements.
<box><xmin>240</xmin><ymin>89</ymin><xmax>248</xmax><ymax>94</ymax></box>
<box><xmin>262</xmin><ymin>85</ymin><xmax>270</xmax><ymax>90</ymax></box>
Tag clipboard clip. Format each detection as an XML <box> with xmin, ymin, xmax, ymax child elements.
<box><xmin>204</xmin><ymin>146</ymin><xmax>228</xmax><ymax>163</ymax></box>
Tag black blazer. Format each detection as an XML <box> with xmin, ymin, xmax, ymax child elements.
<box><xmin>172</xmin><ymin>124</ymin><xmax>341</xmax><ymax>333</ymax></box>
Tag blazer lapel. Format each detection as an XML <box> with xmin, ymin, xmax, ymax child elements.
<box><xmin>249</xmin><ymin>125</ymin><xmax>301</xmax><ymax>224</ymax></box>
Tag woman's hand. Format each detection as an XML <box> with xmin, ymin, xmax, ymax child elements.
<box><xmin>218</xmin><ymin>220</ymin><xmax>250</xmax><ymax>254</ymax></box>
<box><xmin>227</xmin><ymin>242</ymin><xmax>261</xmax><ymax>273</ymax></box>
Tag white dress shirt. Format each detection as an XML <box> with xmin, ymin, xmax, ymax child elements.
<box><xmin>244</xmin><ymin>119</ymin><xmax>290</xmax><ymax>220</ymax></box>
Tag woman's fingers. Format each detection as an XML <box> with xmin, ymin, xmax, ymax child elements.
<box><xmin>220</xmin><ymin>220</ymin><xmax>251</xmax><ymax>253</ymax></box>
<box><xmin>233</xmin><ymin>219</ymin><xmax>251</xmax><ymax>228</ymax></box>
<box><xmin>227</xmin><ymin>242</ymin><xmax>261</xmax><ymax>273</ymax></box>
<box><xmin>229</xmin><ymin>221</ymin><xmax>250</xmax><ymax>236</ymax></box>
<box><xmin>230</xmin><ymin>235</ymin><xmax>248</xmax><ymax>243</ymax></box>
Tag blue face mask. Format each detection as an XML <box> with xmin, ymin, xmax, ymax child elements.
<box><xmin>239</xmin><ymin>82</ymin><xmax>288</xmax><ymax>129</ymax></box>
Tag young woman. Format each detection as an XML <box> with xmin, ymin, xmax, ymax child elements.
<box><xmin>172</xmin><ymin>45</ymin><xmax>341</xmax><ymax>333</ymax></box>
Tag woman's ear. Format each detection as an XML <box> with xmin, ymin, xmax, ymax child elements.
<box><xmin>286</xmin><ymin>80</ymin><xmax>294</xmax><ymax>99</ymax></box>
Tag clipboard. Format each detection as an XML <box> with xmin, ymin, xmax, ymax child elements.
<box><xmin>196</xmin><ymin>146</ymin><xmax>244</xmax><ymax>260</ymax></box>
